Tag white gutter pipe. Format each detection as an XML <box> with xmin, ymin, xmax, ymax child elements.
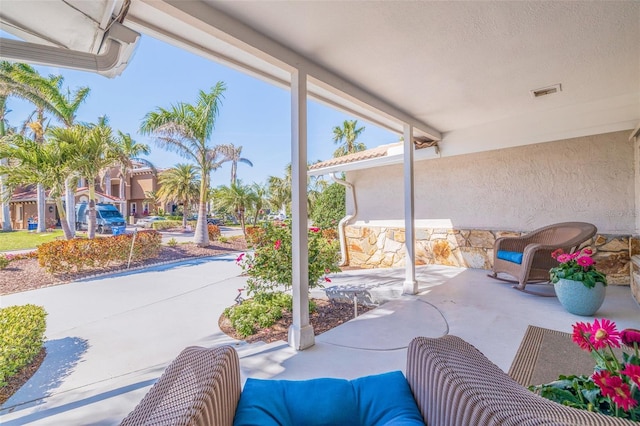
<box><xmin>331</xmin><ymin>172</ymin><xmax>357</xmax><ymax>267</ymax></box>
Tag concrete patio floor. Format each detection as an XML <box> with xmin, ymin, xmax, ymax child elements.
<box><xmin>1</xmin><ymin>256</ymin><xmax>638</xmax><ymax>425</ymax></box>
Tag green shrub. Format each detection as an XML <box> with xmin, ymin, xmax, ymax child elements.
<box><xmin>167</xmin><ymin>237</ymin><xmax>178</xmax><ymax>247</ymax></box>
<box><xmin>0</xmin><ymin>255</ymin><xmax>10</xmax><ymax>270</ymax></box>
<box><xmin>223</xmin><ymin>292</ymin><xmax>292</xmax><ymax>337</ymax></box>
<box><xmin>236</xmin><ymin>222</ymin><xmax>341</xmax><ymax>295</ymax></box>
<box><xmin>310</xmin><ymin>182</ymin><xmax>345</xmax><ymax>231</ymax></box>
<box><xmin>150</xmin><ymin>220</ymin><xmax>183</xmax><ymax>231</ymax></box>
<box><xmin>37</xmin><ymin>230</ymin><xmax>162</xmax><ymax>274</ymax></box>
<box><xmin>218</xmin><ymin>236</ymin><xmax>229</xmax><ymax>243</ymax></box>
<box><xmin>0</xmin><ymin>304</ymin><xmax>47</xmax><ymax>387</ymax></box>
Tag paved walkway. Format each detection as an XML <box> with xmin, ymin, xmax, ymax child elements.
<box><xmin>1</xmin><ymin>256</ymin><xmax>638</xmax><ymax>425</ymax></box>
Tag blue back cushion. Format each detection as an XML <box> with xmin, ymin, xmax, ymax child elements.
<box><xmin>497</xmin><ymin>250</ymin><xmax>523</xmax><ymax>264</ymax></box>
<box><xmin>233</xmin><ymin>371</ymin><xmax>423</xmax><ymax>426</ymax></box>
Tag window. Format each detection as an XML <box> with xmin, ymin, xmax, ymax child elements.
<box><xmin>130</xmin><ymin>202</ymin><xmax>137</xmax><ymax>216</ymax></box>
<box><xmin>16</xmin><ymin>205</ymin><xmax>23</xmax><ymax>222</ymax></box>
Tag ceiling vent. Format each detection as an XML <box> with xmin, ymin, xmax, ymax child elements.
<box><xmin>530</xmin><ymin>83</ymin><xmax>562</xmax><ymax>98</ymax></box>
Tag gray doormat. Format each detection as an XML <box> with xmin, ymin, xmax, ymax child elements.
<box><xmin>508</xmin><ymin>325</ymin><xmax>597</xmax><ymax>387</ymax></box>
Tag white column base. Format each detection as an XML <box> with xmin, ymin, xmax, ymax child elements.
<box><xmin>403</xmin><ymin>280</ymin><xmax>418</xmax><ymax>295</ymax></box>
<box><xmin>288</xmin><ymin>324</ymin><xmax>315</xmax><ymax>350</ymax></box>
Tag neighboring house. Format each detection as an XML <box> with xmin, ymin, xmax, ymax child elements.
<box><xmin>7</xmin><ymin>186</ymin><xmax>58</xmax><ymax>230</ymax></box>
<box><xmin>309</xmin><ymin>129</ymin><xmax>640</xmax><ymax>285</ymax></box>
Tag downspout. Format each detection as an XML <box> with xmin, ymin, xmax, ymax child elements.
<box><xmin>331</xmin><ymin>172</ymin><xmax>357</xmax><ymax>267</ymax></box>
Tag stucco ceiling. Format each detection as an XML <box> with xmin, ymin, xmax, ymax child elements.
<box><xmin>2</xmin><ymin>0</ymin><xmax>639</xmax><ymax>154</ymax></box>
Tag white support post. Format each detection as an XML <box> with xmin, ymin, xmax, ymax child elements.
<box><xmin>403</xmin><ymin>124</ymin><xmax>417</xmax><ymax>294</ymax></box>
<box><xmin>288</xmin><ymin>68</ymin><xmax>315</xmax><ymax>350</ymax></box>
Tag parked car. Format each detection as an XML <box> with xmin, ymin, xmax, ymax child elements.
<box><xmin>189</xmin><ymin>215</ymin><xmax>223</xmax><ymax>226</ymax></box>
<box><xmin>135</xmin><ymin>216</ymin><xmax>167</xmax><ymax>228</ymax></box>
<box><xmin>75</xmin><ymin>202</ymin><xmax>126</xmax><ymax>234</ymax></box>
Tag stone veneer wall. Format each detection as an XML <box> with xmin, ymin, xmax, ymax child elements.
<box><xmin>345</xmin><ymin>225</ymin><xmax>640</xmax><ymax>285</ymax></box>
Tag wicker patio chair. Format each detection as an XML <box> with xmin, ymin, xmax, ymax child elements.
<box><xmin>122</xmin><ymin>337</ymin><xmax>636</xmax><ymax>425</ymax></box>
<box><xmin>490</xmin><ymin>222</ymin><xmax>597</xmax><ymax>295</ymax></box>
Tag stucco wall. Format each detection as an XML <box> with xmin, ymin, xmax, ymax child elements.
<box><xmin>348</xmin><ymin>130</ymin><xmax>635</xmax><ymax>235</ymax></box>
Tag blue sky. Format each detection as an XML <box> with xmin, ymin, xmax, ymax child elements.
<box><xmin>4</xmin><ymin>35</ymin><xmax>399</xmax><ymax>186</ymax></box>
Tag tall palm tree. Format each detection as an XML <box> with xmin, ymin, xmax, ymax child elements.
<box><xmin>156</xmin><ymin>164</ymin><xmax>200</xmax><ymax>228</ymax></box>
<box><xmin>215</xmin><ymin>181</ymin><xmax>257</xmax><ymax>236</ymax></box>
<box><xmin>140</xmin><ymin>83</ymin><xmax>227</xmax><ymax>247</ymax></box>
<box><xmin>113</xmin><ymin>131</ymin><xmax>154</xmax><ymax>215</ymax></box>
<box><xmin>267</xmin><ymin>164</ymin><xmax>292</xmax><ymax>216</ymax></box>
<box><xmin>57</xmin><ymin>120</ymin><xmax>119</xmax><ymax>238</ymax></box>
<box><xmin>219</xmin><ymin>143</ymin><xmax>253</xmax><ymax>186</ymax></box>
<box><xmin>332</xmin><ymin>119</ymin><xmax>366</xmax><ymax>158</ymax></box>
<box><xmin>0</xmin><ymin>134</ymin><xmax>75</xmax><ymax>239</ymax></box>
<box><xmin>0</xmin><ymin>62</ymin><xmax>90</xmax><ymax>234</ymax></box>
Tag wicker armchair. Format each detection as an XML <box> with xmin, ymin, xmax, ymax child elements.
<box><xmin>121</xmin><ymin>336</ymin><xmax>635</xmax><ymax>425</ymax></box>
<box><xmin>490</xmin><ymin>222</ymin><xmax>597</xmax><ymax>295</ymax></box>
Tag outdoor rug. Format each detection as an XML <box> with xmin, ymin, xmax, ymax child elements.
<box><xmin>508</xmin><ymin>325</ymin><xmax>597</xmax><ymax>387</ymax></box>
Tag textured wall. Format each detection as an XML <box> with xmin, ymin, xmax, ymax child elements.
<box><xmin>348</xmin><ymin>131</ymin><xmax>635</xmax><ymax>234</ymax></box>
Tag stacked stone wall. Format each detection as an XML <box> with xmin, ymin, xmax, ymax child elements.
<box><xmin>345</xmin><ymin>225</ymin><xmax>640</xmax><ymax>285</ymax></box>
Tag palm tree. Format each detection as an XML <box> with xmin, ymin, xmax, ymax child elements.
<box><xmin>0</xmin><ymin>134</ymin><xmax>75</xmax><ymax>239</ymax></box>
<box><xmin>156</xmin><ymin>164</ymin><xmax>200</xmax><ymax>228</ymax></box>
<box><xmin>219</xmin><ymin>143</ymin><xmax>253</xmax><ymax>185</ymax></box>
<box><xmin>0</xmin><ymin>62</ymin><xmax>90</xmax><ymax>234</ymax></box>
<box><xmin>113</xmin><ymin>131</ymin><xmax>154</xmax><ymax>215</ymax></box>
<box><xmin>140</xmin><ymin>83</ymin><xmax>227</xmax><ymax>247</ymax></box>
<box><xmin>57</xmin><ymin>120</ymin><xmax>119</xmax><ymax>238</ymax></box>
<box><xmin>267</xmin><ymin>164</ymin><xmax>291</xmax><ymax>216</ymax></box>
<box><xmin>332</xmin><ymin>119</ymin><xmax>366</xmax><ymax>158</ymax></box>
<box><xmin>250</xmin><ymin>182</ymin><xmax>267</xmax><ymax>225</ymax></box>
<box><xmin>215</xmin><ymin>181</ymin><xmax>257</xmax><ymax>236</ymax></box>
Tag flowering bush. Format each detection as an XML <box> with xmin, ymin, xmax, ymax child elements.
<box><xmin>0</xmin><ymin>255</ymin><xmax>10</xmax><ymax>270</ymax></box>
<box><xmin>236</xmin><ymin>222</ymin><xmax>341</xmax><ymax>295</ymax></box>
<box><xmin>550</xmin><ymin>248</ymin><xmax>607</xmax><ymax>288</ymax></box>
<box><xmin>531</xmin><ymin>319</ymin><xmax>640</xmax><ymax>420</ymax></box>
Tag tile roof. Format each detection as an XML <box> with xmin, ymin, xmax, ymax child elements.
<box><xmin>309</xmin><ymin>142</ymin><xmax>401</xmax><ymax>170</ymax></box>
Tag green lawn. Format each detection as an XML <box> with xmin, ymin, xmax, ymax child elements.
<box><xmin>0</xmin><ymin>230</ymin><xmax>64</xmax><ymax>251</ymax></box>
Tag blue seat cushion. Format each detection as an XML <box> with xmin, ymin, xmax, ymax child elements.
<box><xmin>233</xmin><ymin>371</ymin><xmax>423</xmax><ymax>426</ymax></box>
<box><xmin>497</xmin><ymin>250</ymin><xmax>523</xmax><ymax>264</ymax></box>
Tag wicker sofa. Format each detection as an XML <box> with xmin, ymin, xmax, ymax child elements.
<box><xmin>121</xmin><ymin>336</ymin><xmax>636</xmax><ymax>426</ymax></box>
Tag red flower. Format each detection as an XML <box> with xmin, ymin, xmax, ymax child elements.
<box><xmin>235</xmin><ymin>253</ymin><xmax>245</xmax><ymax>263</ymax></box>
<box><xmin>274</xmin><ymin>240</ymin><xmax>282</xmax><ymax>250</ymax></box>
<box><xmin>572</xmin><ymin>322</ymin><xmax>593</xmax><ymax>352</ymax></box>
<box><xmin>557</xmin><ymin>253</ymin><xmax>572</xmax><ymax>263</ymax></box>
<box><xmin>621</xmin><ymin>328</ymin><xmax>640</xmax><ymax>348</ymax></box>
<box><xmin>590</xmin><ymin>318</ymin><xmax>621</xmax><ymax>350</ymax></box>
<box><xmin>551</xmin><ymin>248</ymin><xmax>564</xmax><ymax>259</ymax></box>
<box><xmin>582</xmin><ymin>248</ymin><xmax>593</xmax><ymax>255</ymax></box>
<box><xmin>325</xmin><ymin>277</ymin><xmax>332</xmax><ymax>283</ymax></box>
<box><xmin>607</xmin><ymin>375</ymin><xmax>637</xmax><ymax>411</ymax></box>
<box><xmin>621</xmin><ymin>364</ymin><xmax>640</xmax><ymax>387</ymax></box>
<box><xmin>309</xmin><ymin>227</ymin><xmax>320</xmax><ymax>233</ymax></box>
<box><xmin>593</xmin><ymin>370</ymin><xmax>614</xmax><ymax>397</ymax></box>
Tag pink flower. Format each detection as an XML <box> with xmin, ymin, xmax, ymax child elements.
<box><xmin>572</xmin><ymin>322</ymin><xmax>593</xmax><ymax>352</ymax></box>
<box><xmin>309</xmin><ymin>227</ymin><xmax>320</xmax><ymax>233</ymax></box>
<box><xmin>582</xmin><ymin>248</ymin><xmax>593</xmax><ymax>255</ymax></box>
<box><xmin>556</xmin><ymin>253</ymin><xmax>572</xmax><ymax>263</ymax></box>
<box><xmin>576</xmin><ymin>256</ymin><xmax>595</xmax><ymax>268</ymax></box>
<box><xmin>325</xmin><ymin>277</ymin><xmax>332</xmax><ymax>283</ymax></box>
<box><xmin>621</xmin><ymin>328</ymin><xmax>640</xmax><ymax>348</ymax></box>
<box><xmin>593</xmin><ymin>370</ymin><xmax>614</xmax><ymax>397</ymax></box>
<box><xmin>621</xmin><ymin>364</ymin><xmax>640</xmax><ymax>387</ymax></box>
<box><xmin>274</xmin><ymin>240</ymin><xmax>282</xmax><ymax>250</ymax></box>
<box><xmin>551</xmin><ymin>248</ymin><xmax>564</xmax><ymax>259</ymax></box>
<box><xmin>325</xmin><ymin>268</ymin><xmax>331</xmax><ymax>273</ymax></box>
<box><xmin>590</xmin><ymin>318</ymin><xmax>621</xmax><ymax>350</ymax></box>
<box><xmin>235</xmin><ymin>253</ymin><xmax>245</xmax><ymax>263</ymax></box>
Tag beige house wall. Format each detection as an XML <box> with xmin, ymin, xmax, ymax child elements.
<box><xmin>344</xmin><ymin>130</ymin><xmax>639</xmax><ymax>284</ymax></box>
<box><xmin>349</xmin><ymin>131</ymin><xmax>635</xmax><ymax>234</ymax></box>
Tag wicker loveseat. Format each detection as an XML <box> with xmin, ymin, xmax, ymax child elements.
<box><xmin>121</xmin><ymin>336</ymin><xmax>636</xmax><ymax>426</ymax></box>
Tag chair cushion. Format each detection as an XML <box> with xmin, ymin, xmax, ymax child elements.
<box><xmin>233</xmin><ymin>371</ymin><xmax>423</xmax><ymax>426</ymax></box>
<box><xmin>497</xmin><ymin>250</ymin><xmax>523</xmax><ymax>264</ymax></box>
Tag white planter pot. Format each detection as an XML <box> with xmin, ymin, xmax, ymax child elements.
<box><xmin>554</xmin><ymin>278</ymin><xmax>606</xmax><ymax>316</ymax></box>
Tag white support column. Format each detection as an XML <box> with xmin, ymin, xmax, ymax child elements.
<box><xmin>403</xmin><ymin>124</ymin><xmax>417</xmax><ymax>294</ymax></box>
<box><xmin>288</xmin><ymin>68</ymin><xmax>315</xmax><ymax>350</ymax></box>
